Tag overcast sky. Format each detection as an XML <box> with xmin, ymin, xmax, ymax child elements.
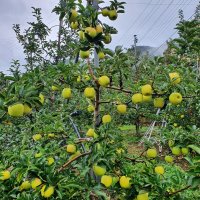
<box><xmin>0</xmin><ymin>0</ymin><xmax>199</xmax><ymax>73</ymax></box>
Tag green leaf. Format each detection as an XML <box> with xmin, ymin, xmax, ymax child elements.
<box><xmin>93</xmin><ymin>189</ymin><xmax>109</xmax><ymax>199</ymax></box>
<box><xmin>188</xmin><ymin>145</ymin><xmax>200</xmax><ymax>154</ymax></box>
<box><xmin>119</xmin><ymin>125</ymin><xmax>135</xmax><ymax>131</ymax></box>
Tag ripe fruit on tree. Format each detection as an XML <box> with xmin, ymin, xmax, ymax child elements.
<box><xmin>181</xmin><ymin>147</ymin><xmax>189</xmax><ymax>155</ymax></box>
<box><xmin>155</xmin><ymin>166</ymin><xmax>164</xmax><ymax>175</ymax></box>
<box><xmin>93</xmin><ymin>165</ymin><xmax>106</xmax><ymax>176</ymax></box>
<box><xmin>98</xmin><ymin>51</ymin><xmax>105</xmax><ymax>59</ymax></box>
<box><xmin>119</xmin><ymin>176</ymin><xmax>131</xmax><ymax>189</ymax></box>
<box><xmin>101</xmin><ymin>8</ymin><xmax>109</xmax><ymax>16</ymax></box>
<box><xmin>169</xmin><ymin>72</ymin><xmax>181</xmax><ymax>84</ymax></box>
<box><xmin>80</xmin><ymin>50</ymin><xmax>90</xmax><ymax>59</ymax></box>
<box><xmin>79</xmin><ymin>31</ymin><xmax>85</xmax><ymax>40</ymax></box>
<box><xmin>141</xmin><ymin>84</ymin><xmax>153</xmax><ymax>96</ymax></box>
<box><xmin>52</xmin><ymin>85</ymin><xmax>59</xmax><ymax>91</ymax></box>
<box><xmin>146</xmin><ymin>148</ymin><xmax>157</xmax><ymax>158</ymax></box>
<box><xmin>39</xmin><ymin>93</ymin><xmax>45</xmax><ymax>104</ymax></box>
<box><xmin>143</xmin><ymin>95</ymin><xmax>152</xmax><ymax>102</ymax></box>
<box><xmin>86</xmin><ymin>128</ymin><xmax>95</xmax><ymax>137</ymax></box>
<box><xmin>173</xmin><ymin>123</ymin><xmax>178</xmax><ymax>127</ymax></box>
<box><xmin>154</xmin><ymin>98</ymin><xmax>165</xmax><ymax>108</ymax></box>
<box><xmin>132</xmin><ymin>93</ymin><xmax>143</xmax><ymax>104</ymax></box>
<box><xmin>19</xmin><ymin>181</ymin><xmax>31</xmax><ymax>191</ymax></box>
<box><xmin>101</xmin><ymin>175</ymin><xmax>113</xmax><ymax>187</ymax></box>
<box><xmin>171</xmin><ymin>146</ymin><xmax>181</xmax><ymax>156</ymax></box>
<box><xmin>0</xmin><ymin>170</ymin><xmax>11</xmax><ymax>181</ymax></box>
<box><xmin>103</xmin><ymin>34</ymin><xmax>112</xmax><ymax>44</ymax></box>
<box><xmin>102</xmin><ymin>114</ymin><xmax>112</xmax><ymax>124</ymax></box>
<box><xmin>41</xmin><ymin>185</ymin><xmax>54</xmax><ymax>198</ymax></box>
<box><xmin>165</xmin><ymin>155</ymin><xmax>174</xmax><ymax>163</ymax></box>
<box><xmin>35</xmin><ymin>152</ymin><xmax>42</xmax><ymax>158</ymax></box>
<box><xmin>108</xmin><ymin>9</ymin><xmax>118</xmax><ymax>20</ymax></box>
<box><xmin>77</xmin><ymin>76</ymin><xmax>81</xmax><ymax>82</ymax></box>
<box><xmin>48</xmin><ymin>133</ymin><xmax>55</xmax><ymax>138</ymax></box>
<box><xmin>23</xmin><ymin>104</ymin><xmax>32</xmax><ymax>114</ymax></box>
<box><xmin>8</xmin><ymin>103</ymin><xmax>24</xmax><ymax>117</ymax></box>
<box><xmin>70</xmin><ymin>9</ymin><xmax>78</xmax><ymax>22</ymax></box>
<box><xmin>32</xmin><ymin>134</ymin><xmax>42</xmax><ymax>141</ymax></box>
<box><xmin>62</xmin><ymin>88</ymin><xmax>72</xmax><ymax>99</ymax></box>
<box><xmin>84</xmin><ymin>75</ymin><xmax>90</xmax><ymax>81</ymax></box>
<box><xmin>85</xmin><ymin>27</ymin><xmax>97</xmax><ymax>38</ymax></box>
<box><xmin>168</xmin><ymin>140</ymin><xmax>175</xmax><ymax>147</ymax></box>
<box><xmin>96</xmin><ymin>25</ymin><xmax>103</xmax><ymax>34</ymax></box>
<box><xmin>70</xmin><ymin>21</ymin><xmax>78</xmax><ymax>29</ymax></box>
<box><xmin>47</xmin><ymin>157</ymin><xmax>54</xmax><ymax>166</ymax></box>
<box><xmin>31</xmin><ymin>178</ymin><xmax>42</xmax><ymax>189</ymax></box>
<box><xmin>66</xmin><ymin>144</ymin><xmax>76</xmax><ymax>153</ymax></box>
<box><xmin>87</xmin><ymin>104</ymin><xmax>95</xmax><ymax>112</ymax></box>
<box><xmin>98</xmin><ymin>76</ymin><xmax>110</xmax><ymax>87</ymax></box>
<box><xmin>84</xmin><ymin>87</ymin><xmax>96</xmax><ymax>99</ymax></box>
<box><xmin>137</xmin><ymin>193</ymin><xmax>149</xmax><ymax>200</ymax></box>
<box><xmin>116</xmin><ymin>148</ymin><xmax>125</xmax><ymax>154</ymax></box>
<box><xmin>117</xmin><ymin>104</ymin><xmax>127</xmax><ymax>114</ymax></box>
<box><xmin>169</xmin><ymin>92</ymin><xmax>182</xmax><ymax>105</ymax></box>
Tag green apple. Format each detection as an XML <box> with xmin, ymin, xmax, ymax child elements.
<box><xmin>102</xmin><ymin>8</ymin><xmax>109</xmax><ymax>16</ymax></box>
<box><xmin>103</xmin><ymin>34</ymin><xmax>112</xmax><ymax>44</ymax></box>
<box><xmin>71</xmin><ymin>21</ymin><xmax>78</xmax><ymax>29</ymax></box>
<box><xmin>70</xmin><ymin>9</ymin><xmax>78</xmax><ymax>22</ymax></box>
<box><xmin>172</xmin><ymin>146</ymin><xmax>181</xmax><ymax>156</ymax></box>
<box><xmin>79</xmin><ymin>31</ymin><xmax>85</xmax><ymax>40</ymax></box>
<box><xmin>181</xmin><ymin>147</ymin><xmax>189</xmax><ymax>155</ymax></box>
<box><xmin>108</xmin><ymin>10</ymin><xmax>118</xmax><ymax>20</ymax></box>
<box><xmin>165</xmin><ymin>155</ymin><xmax>174</xmax><ymax>163</ymax></box>
<box><xmin>96</xmin><ymin>25</ymin><xmax>103</xmax><ymax>34</ymax></box>
<box><xmin>98</xmin><ymin>52</ymin><xmax>105</xmax><ymax>59</ymax></box>
<box><xmin>85</xmin><ymin>27</ymin><xmax>97</xmax><ymax>38</ymax></box>
<box><xmin>80</xmin><ymin>50</ymin><xmax>90</xmax><ymax>59</ymax></box>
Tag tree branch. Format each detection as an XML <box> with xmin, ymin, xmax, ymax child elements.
<box><xmin>106</xmin><ymin>86</ymin><xmax>132</xmax><ymax>94</ymax></box>
<box><xmin>58</xmin><ymin>151</ymin><xmax>91</xmax><ymax>172</ymax></box>
<box><xmin>166</xmin><ymin>185</ymin><xmax>191</xmax><ymax>197</ymax></box>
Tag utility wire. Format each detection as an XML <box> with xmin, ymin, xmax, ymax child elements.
<box><xmin>151</xmin><ymin>0</ymin><xmax>195</xmax><ymax>42</ymax></box>
<box><xmin>120</xmin><ymin>0</ymin><xmax>162</xmax><ymax>47</ymax></box>
<box><xmin>122</xmin><ymin>0</ymin><xmax>163</xmax><ymax>47</ymax></box>
<box><xmin>139</xmin><ymin>0</ymin><xmax>176</xmax><ymax>43</ymax></box>
<box><xmin>151</xmin><ymin>12</ymin><xmax>196</xmax><ymax>55</ymax></box>
<box><xmin>117</xmin><ymin>0</ymin><xmax>154</xmax><ymax>44</ymax></box>
<box><xmin>121</xmin><ymin>0</ymin><xmax>196</xmax><ymax>47</ymax></box>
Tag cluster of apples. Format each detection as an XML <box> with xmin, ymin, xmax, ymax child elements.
<box><xmin>132</xmin><ymin>72</ymin><xmax>182</xmax><ymax>107</ymax></box>
<box><xmin>146</xmin><ymin>145</ymin><xmax>189</xmax><ymax>165</ymax></box>
<box><xmin>7</xmin><ymin>103</ymin><xmax>32</xmax><ymax>117</ymax></box>
<box><xmin>0</xmin><ymin>170</ymin><xmax>54</xmax><ymax>198</ymax></box>
<box><xmin>68</xmin><ymin>4</ymin><xmax>121</xmax><ymax>59</ymax></box>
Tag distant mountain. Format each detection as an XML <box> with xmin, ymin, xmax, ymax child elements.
<box><xmin>134</xmin><ymin>44</ymin><xmax>167</xmax><ymax>56</ymax></box>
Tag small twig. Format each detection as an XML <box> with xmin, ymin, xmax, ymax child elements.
<box><xmin>98</xmin><ymin>101</ymin><xmax>111</xmax><ymax>104</ymax></box>
<box><xmin>166</xmin><ymin>185</ymin><xmax>191</xmax><ymax>197</ymax></box>
<box><xmin>125</xmin><ymin>156</ymin><xmax>146</xmax><ymax>164</ymax></box>
<box><xmin>58</xmin><ymin>151</ymin><xmax>91</xmax><ymax>172</ymax></box>
<box><xmin>106</xmin><ymin>86</ymin><xmax>132</xmax><ymax>94</ymax></box>
<box><xmin>75</xmin><ymin>138</ymin><xmax>93</xmax><ymax>144</ymax></box>
<box><xmin>183</xmin><ymin>96</ymin><xmax>199</xmax><ymax>98</ymax></box>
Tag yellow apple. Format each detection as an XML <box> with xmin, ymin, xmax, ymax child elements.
<box><xmin>103</xmin><ymin>34</ymin><xmax>112</xmax><ymax>44</ymax></box>
<box><xmin>108</xmin><ymin>10</ymin><xmax>118</xmax><ymax>20</ymax></box>
<box><xmin>80</xmin><ymin>50</ymin><xmax>90</xmax><ymax>59</ymax></box>
<box><xmin>70</xmin><ymin>21</ymin><xmax>78</xmax><ymax>29</ymax></box>
<box><xmin>101</xmin><ymin>8</ymin><xmax>109</xmax><ymax>16</ymax></box>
